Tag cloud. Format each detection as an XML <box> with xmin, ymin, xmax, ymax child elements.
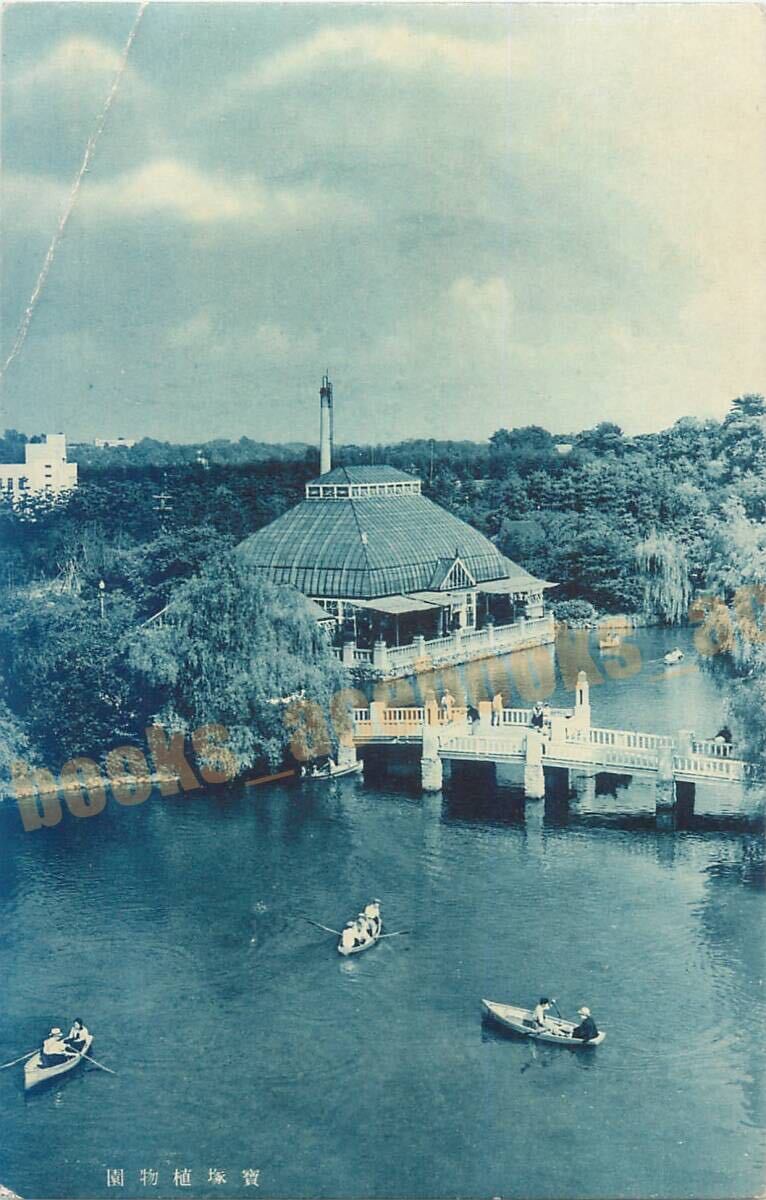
<box><xmin>12</xmin><ymin>36</ymin><xmax>128</xmax><ymax>89</ymax></box>
<box><xmin>165</xmin><ymin>310</ymin><xmax>318</xmax><ymax>363</ymax></box>
<box><xmin>230</xmin><ymin>24</ymin><xmax>512</xmax><ymax>95</ymax></box>
<box><xmin>449</xmin><ymin>277</ymin><xmax>514</xmax><ymax>332</ymax></box>
<box><xmin>5</xmin><ymin>159</ymin><xmax>368</xmax><ymax>231</ymax></box>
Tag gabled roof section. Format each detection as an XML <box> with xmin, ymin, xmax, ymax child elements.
<box><xmin>429</xmin><ymin>556</ymin><xmax>477</xmax><ymax>591</ymax></box>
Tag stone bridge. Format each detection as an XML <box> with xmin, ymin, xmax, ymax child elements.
<box><xmin>347</xmin><ymin>672</ymin><xmax>753</xmax><ymax>823</ymax></box>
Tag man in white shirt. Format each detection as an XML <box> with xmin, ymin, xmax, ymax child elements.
<box><xmin>341</xmin><ymin>922</ymin><xmax>356</xmax><ymax>952</ymax></box>
<box><xmin>532</xmin><ymin>998</ymin><xmax>554</xmax><ymax>1030</ymax></box>
<box><xmin>363</xmin><ymin>900</ymin><xmax>381</xmax><ymax>933</ymax></box>
<box><xmin>42</xmin><ymin>1028</ymin><xmax>73</xmax><ymax>1066</ymax></box>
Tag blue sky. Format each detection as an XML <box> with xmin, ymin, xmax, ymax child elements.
<box><xmin>1</xmin><ymin>3</ymin><xmax>764</xmax><ymax>444</ymax></box>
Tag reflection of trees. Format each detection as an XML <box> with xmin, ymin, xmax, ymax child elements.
<box><xmin>695</xmin><ymin>837</ymin><xmax>766</xmax><ymax>1131</ymax></box>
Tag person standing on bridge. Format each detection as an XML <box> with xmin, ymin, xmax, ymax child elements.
<box><xmin>491</xmin><ymin>692</ymin><xmax>503</xmax><ymax>726</ymax></box>
<box><xmin>441</xmin><ymin>690</ymin><xmax>455</xmax><ymax>721</ymax></box>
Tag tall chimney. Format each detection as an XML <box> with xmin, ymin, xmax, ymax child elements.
<box><xmin>319</xmin><ymin>373</ymin><xmax>333</xmax><ymax>475</ymax></box>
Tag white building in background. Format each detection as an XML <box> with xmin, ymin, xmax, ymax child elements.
<box><xmin>94</xmin><ymin>436</ymin><xmax>136</xmax><ymax>449</ymax></box>
<box><xmin>0</xmin><ymin>434</ymin><xmax>78</xmax><ymax>502</ymax></box>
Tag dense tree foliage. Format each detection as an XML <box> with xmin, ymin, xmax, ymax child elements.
<box><xmin>130</xmin><ymin>555</ymin><xmax>347</xmax><ymax>774</ymax></box>
<box><xmin>698</xmin><ymin>498</ymin><xmax>766</xmax><ymax>770</ymax></box>
<box><xmin>0</xmin><ymin>394</ymin><xmax>762</xmax><ymax>773</ymax></box>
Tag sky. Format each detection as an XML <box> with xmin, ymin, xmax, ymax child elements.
<box><xmin>1</xmin><ymin>2</ymin><xmax>764</xmax><ymax>445</ymax></box>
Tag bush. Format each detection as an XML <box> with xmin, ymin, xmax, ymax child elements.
<box><xmin>552</xmin><ymin>599</ymin><xmax>598</xmax><ymax>626</ymax></box>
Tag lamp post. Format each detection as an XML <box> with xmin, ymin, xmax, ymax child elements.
<box><xmin>98</xmin><ymin>579</ymin><xmax>106</xmax><ymax>621</ymax></box>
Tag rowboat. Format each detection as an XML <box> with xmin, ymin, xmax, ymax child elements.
<box><xmin>664</xmin><ymin>649</ymin><xmax>684</xmax><ymax>666</ymax></box>
<box><xmin>303</xmin><ymin>760</ymin><xmax>363</xmax><ymax>781</ymax></box>
<box><xmin>337</xmin><ymin>920</ymin><xmax>382</xmax><ymax>956</ymax></box>
<box><xmin>24</xmin><ymin>1034</ymin><xmax>94</xmax><ymax>1091</ymax></box>
<box><xmin>481</xmin><ymin>1000</ymin><xmax>606</xmax><ymax>1046</ymax></box>
<box><xmin>599</xmin><ymin>633</ymin><xmax>621</xmax><ymax>651</ymax></box>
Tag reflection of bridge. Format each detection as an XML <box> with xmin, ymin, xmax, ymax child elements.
<box><xmin>347</xmin><ymin>672</ymin><xmax>754</xmax><ymax>824</ymax></box>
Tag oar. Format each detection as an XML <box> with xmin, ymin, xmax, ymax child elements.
<box><xmin>300</xmin><ymin>916</ymin><xmax>341</xmax><ymax>936</ymax></box>
<box><xmin>379</xmin><ymin>929</ymin><xmax>412</xmax><ymax>939</ymax></box>
<box><xmin>79</xmin><ymin>1052</ymin><xmax>116</xmax><ymax>1075</ymax></box>
<box><xmin>0</xmin><ymin>1050</ymin><xmax>37</xmax><ymax>1071</ymax></box>
<box><xmin>550</xmin><ymin>998</ymin><xmax>564</xmax><ymax>1021</ymax></box>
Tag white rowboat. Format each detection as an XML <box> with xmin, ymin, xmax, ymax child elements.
<box><xmin>481</xmin><ymin>1000</ymin><xmax>606</xmax><ymax>1046</ymax></box>
<box><xmin>24</xmin><ymin>1034</ymin><xmax>94</xmax><ymax>1091</ymax></box>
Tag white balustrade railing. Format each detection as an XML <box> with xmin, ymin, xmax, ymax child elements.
<box><xmin>674</xmin><ymin>754</ymin><xmax>746</xmax><ymax>782</ymax></box>
<box><xmin>349</xmin><ymin>704</ymin><xmax>747</xmax><ymax>783</ymax></box>
<box><xmin>692</xmin><ymin>738</ymin><xmax>734</xmax><ymax>758</ymax></box>
<box><xmin>502</xmin><ymin>708</ymin><xmax>533</xmax><ymax>726</ymax></box>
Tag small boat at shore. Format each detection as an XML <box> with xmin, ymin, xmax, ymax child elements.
<box><xmin>664</xmin><ymin>648</ymin><xmax>684</xmax><ymax>666</ymax></box>
<box><xmin>302</xmin><ymin>760</ymin><xmax>363</xmax><ymax>781</ymax></box>
<box><xmin>24</xmin><ymin>1034</ymin><xmax>94</xmax><ymax>1091</ymax></box>
<box><xmin>481</xmin><ymin>1000</ymin><xmax>606</xmax><ymax>1046</ymax></box>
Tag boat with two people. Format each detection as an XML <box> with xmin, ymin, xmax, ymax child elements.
<box><xmin>300</xmin><ymin>757</ymin><xmax>363</xmax><ymax>781</ymax></box>
<box><xmin>481</xmin><ymin>998</ymin><xmax>606</xmax><ymax>1046</ymax></box>
<box><xmin>24</xmin><ymin>1021</ymin><xmax>94</xmax><ymax>1092</ymax></box>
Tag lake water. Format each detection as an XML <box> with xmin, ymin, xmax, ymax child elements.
<box><xmin>0</xmin><ymin>627</ymin><xmax>763</xmax><ymax>1200</ymax></box>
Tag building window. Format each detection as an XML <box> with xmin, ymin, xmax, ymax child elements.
<box><xmin>336</xmin><ymin>486</ymin><xmax>349</xmax><ymax>498</ymax></box>
<box><xmin>465</xmin><ymin>591</ymin><xmax>476</xmax><ymax>628</ymax></box>
<box><xmin>307</xmin><ymin>486</ymin><xmax>321</xmax><ymax>498</ymax></box>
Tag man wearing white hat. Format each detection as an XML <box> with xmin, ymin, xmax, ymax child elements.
<box><xmin>41</xmin><ymin>1027</ymin><xmax>73</xmax><ymax>1066</ymax></box>
<box><xmin>571</xmin><ymin>1006</ymin><xmax>598</xmax><ymax>1042</ymax></box>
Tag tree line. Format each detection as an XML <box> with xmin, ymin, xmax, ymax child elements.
<box><xmin>0</xmin><ymin>394</ymin><xmax>763</xmax><ymax>781</ymax></box>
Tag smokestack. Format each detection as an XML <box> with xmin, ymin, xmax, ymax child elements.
<box><xmin>319</xmin><ymin>373</ymin><xmax>333</xmax><ymax>475</ymax></box>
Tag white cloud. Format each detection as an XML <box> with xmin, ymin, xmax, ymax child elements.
<box><xmin>2</xmin><ymin>172</ymin><xmax>68</xmax><ymax>231</ymax></box>
<box><xmin>10</xmin><ymin>35</ymin><xmax>149</xmax><ymax>100</ymax></box>
<box><xmin>5</xmin><ymin>159</ymin><xmax>368</xmax><ymax>231</ymax></box>
<box><xmin>233</xmin><ymin>24</ymin><xmax>512</xmax><ymax>94</ymax></box>
<box><xmin>165</xmin><ymin>310</ymin><xmax>317</xmax><ymax>363</ymax></box>
<box><xmin>449</xmin><ymin>277</ymin><xmax>514</xmax><ymax>331</ymax></box>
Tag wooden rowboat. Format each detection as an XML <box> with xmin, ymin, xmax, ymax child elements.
<box><xmin>482</xmin><ymin>1000</ymin><xmax>606</xmax><ymax>1046</ymax></box>
<box><xmin>338</xmin><ymin>920</ymin><xmax>382</xmax><ymax>956</ymax></box>
<box><xmin>303</xmin><ymin>761</ymin><xmax>363</xmax><ymax>781</ymax></box>
<box><xmin>599</xmin><ymin>633</ymin><xmax>621</xmax><ymax>651</ymax></box>
<box><xmin>24</xmin><ymin>1034</ymin><xmax>94</xmax><ymax>1091</ymax></box>
<box><xmin>664</xmin><ymin>649</ymin><xmax>684</xmax><ymax>665</ymax></box>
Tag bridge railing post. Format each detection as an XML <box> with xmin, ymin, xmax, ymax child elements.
<box><xmin>573</xmin><ymin>670</ymin><xmax>591</xmax><ymax>732</ymax></box>
<box><xmin>370</xmin><ymin>700</ymin><xmax>386</xmax><ymax>738</ymax></box>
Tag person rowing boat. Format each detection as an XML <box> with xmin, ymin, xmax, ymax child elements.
<box><xmin>40</xmin><ymin>1028</ymin><xmax>74</xmax><ymax>1068</ymax></box>
<box><xmin>570</xmin><ymin>1006</ymin><xmax>599</xmax><ymax>1042</ymax></box>
<box><xmin>363</xmin><ymin>899</ymin><xmax>381</xmax><ymax>936</ymax></box>
<box><xmin>65</xmin><ymin>1019</ymin><xmax>89</xmax><ymax>1053</ymax></box>
<box><xmin>532</xmin><ymin>997</ymin><xmax>556</xmax><ymax>1031</ymax></box>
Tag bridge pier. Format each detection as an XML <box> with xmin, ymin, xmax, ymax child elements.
<box><xmin>524</xmin><ymin>729</ymin><xmax>545</xmax><ymax>799</ymax></box>
<box><xmin>421</xmin><ymin>725</ymin><xmax>442</xmax><ymax>792</ymax></box>
<box><xmin>569</xmin><ymin>767</ymin><xmax>597</xmax><ymax>805</ymax></box>
<box><xmin>655</xmin><ymin>746</ymin><xmax>679</xmax><ymax>827</ymax></box>
<box><xmin>421</xmin><ymin>755</ymin><xmax>443</xmax><ymax>792</ymax></box>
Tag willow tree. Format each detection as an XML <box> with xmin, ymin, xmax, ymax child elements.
<box><xmin>635</xmin><ymin>532</ymin><xmax>692</xmax><ymax>625</ymax></box>
<box><xmin>130</xmin><ymin>552</ymin><xmax>348</xmax><ymax>776</ymax></box>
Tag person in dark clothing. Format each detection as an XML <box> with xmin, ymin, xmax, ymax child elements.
<box><xmin>571</xmin><ymin>1006</ymin><xmax>598</xmax><ymax>1042</ymax></box>
<box><xmin>714</xmin><ymin>725</ymin><xmax>733</xmax><ymax>744</ymax></box>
